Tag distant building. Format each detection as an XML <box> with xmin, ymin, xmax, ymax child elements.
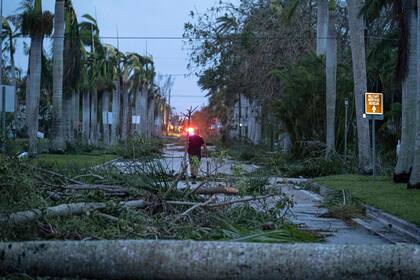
<box><xmin>229</xmin><ymin>95</ymin><xmax>262</xmax><ymax>145</ymax></box>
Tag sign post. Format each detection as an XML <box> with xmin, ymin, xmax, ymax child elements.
<box><xmin>364</xmin><ymin>92</ymin><xmax>384</xmax><ymax>177</ymax></box>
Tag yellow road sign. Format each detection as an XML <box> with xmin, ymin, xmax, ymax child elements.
<box><xmin>365</xmin><ymin>92</ymin><xmax>383</xmax><ymax>115</ymax></box>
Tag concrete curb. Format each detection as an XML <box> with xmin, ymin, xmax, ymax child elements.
<box><xmin>364</xmin><ymin>205</ymin><xmax>420</xmax><ymax>243</ymax></box>
<box><xmin>310</xmin><ymin>182</ymin><xmax>420</xmax><ymax>244</ymax></box>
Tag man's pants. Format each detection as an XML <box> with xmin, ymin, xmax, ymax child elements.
<box><xmin>188</xmin><ymin>154</ymin><xmax>201</xmax><ymax>178</ymax></box>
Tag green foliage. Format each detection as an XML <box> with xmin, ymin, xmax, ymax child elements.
<box><xmin>272</xmin><ymin>54</ymin><xmax>354</xmax><ymax>156</ymax></box>
<box><xmin>320</xmin><ymin>189</ymin><xmax>365</xmax><ymax>222</ymax></box>
<box><xmin>285</xmin><ymin>155</ymin><xmax>357</xmax><ymax>178</ymax></box>
<box><xmin>0</xmin><ymin>157</ymin><xmax>45</xmax><ymax>213</ymax></box>
<box><xmin>18</xmin><ymin>0</ymin><xmax>53</xmax><ymax>37</ymax></box>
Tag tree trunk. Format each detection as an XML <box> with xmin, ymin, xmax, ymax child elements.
<box><xmin>408</xmin><ymin>0</ymin><xmax>420</xmax><ymax>188</ymax></box>
<box><xmin>27</xmin><ymin>36</ymin><xmax>43</xmax><ymax>156</ymax></box>
<box><xmin>102</xmin><ymin>90</ymin><xmax>110</xmax><ymax>145</ymax></box>
<box><xmin>395</xmin><ymin>1</ymin><xmax>417</xmax><ymax>183</ymax></box>
<box><xmin>1</xmin><ymin>241</ymin><xmax>420</xmax><ymax>279</ymax></box>
<box><xmin>111</xmin><ymin>81</ymin><xmax>120</xmax><ymax>144</ymax></box>
<box><xmin>63</xmin><ymin>93</ymin><xmax>73</xmax><ymax>144</ymax></box>
<box><xmin>121</xmin><ymin>83</ymin><xmax>129</xmax><ymax>141</ymax></box>
<box><xmin>90</xmin><ymin>88</ymin><xmax>98</xmax><ymax>144</ymax></box>
<box><xmin>50</xmin><ymin>0</ymin><xmax>65</xmax><ymax>152</ymax></box>
<box><xmin>140</xmin><ymin>87</ymin><xmax>148</xmax><ymax>137</ymax></box>
<box><xmin>316</xmin><ymin>0</ymin><xmax>328</xmax><ymax>56</ymax></box>
<box><xmin>82</xmin><ymin>90</ymin><xmax>90</xmax><ymax>144</ymax></box>
<box><xmin>325</xmin><ymin>10</ymin><xmax>337</xmax><ymax>157</ymax></box>
<box><xmin>148</xmin><ymin>95</ymin><xmax>156</xmax><ymax>138</ymax></box>
<box><xmin>347</xmin><ymin>0</ymin><xmax>371</xmax><ymax>173</ymax></box>
<box><xmin>73</xmin><ymin>91</ymin><xmax>80</xmax><ymax>139</ymax></box>
<box><xmin>133</xmin><ymin>89</ymin><xmax>141</xmax><ymax>135</ymax></box>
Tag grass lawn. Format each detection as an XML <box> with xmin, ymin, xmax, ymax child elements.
<box><xmin>314</xmin><ymin>175</ymin><xmax>420</xmax><ymax>226</ymax></box>
<box><xmin>35</xmin><ymin>153</ymin><xmax>118</xmax><ymax>169</ymax></box>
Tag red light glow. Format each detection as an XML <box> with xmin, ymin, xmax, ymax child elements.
<box><xmin>186</xmin><ymin>127</ymin><xmax>195</xmax><ymax>135</ymax></box>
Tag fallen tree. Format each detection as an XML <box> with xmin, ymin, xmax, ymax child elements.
<box><xmin>0</xmin><ymin>240</ymin><xmax>419</xmax><ymax>279</ymax></box>
<box><xmin>0</xmin><ymin>200</ymin><xmax>146</xmax><ymax>225</ymax></box>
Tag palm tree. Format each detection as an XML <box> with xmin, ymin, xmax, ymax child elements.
<box><xmin>408</xmin><ymin>0</ymin><xmax>420</xmax><ymax>188</ymax></box>
<box><xmin>111</xmin><ymin>79</ymin><xmax>120</xmax><ymax>144</ymax></box>
<box><xmin>395</xmin><ymin>0</ymin><xmax>417</xmax><ymax>182</ymax></box>
<box><xmin>120</xmin><ymin>54</ymin><xmax>130</xmax><ymax>141</ymax></box>
<box><xmin>3</xmin><ymin>17</ymin><xmax>21</xmax><ymax>122</ymax></box>
<box><xmin>325</xmin><ymin>0</ymin><xmax>337</xmax><ymax>157</ymax></box>
<box><xmin>347</xmin><ymin>0</ymin><xmax>371</xmax><ymax>173</ymax></box>
<box><xmin>101</xmin><ymin>89</ymin><xmax>110</xmax><ymax>144</ymax></box>
<box><xmin>50</xmin><ymin>0</ymin><xmax>65</xmax><ymax>152</ymax></box>
<box><xmin>19</xmin><ymin>0</ymin><xmax>53</xmax><ymax>156</ymax></box>
<box><xmin>62</xmin><ymin>0</ymin><xmax>82</xmax><ymax>145</ymax></box>
<box><xmin>79</xmin><ymin>14</ymin><xmax>100</xmax><ymax>143</ymax></box>
<box><xmin>2</xmin><ymin>18</ymin><xmax>20</xmax><ymax>88</ymax></box>
<box><xmin>127</xmin><ymin>53</ymin><xmax>145</xmax><ymax>136</ymax></box>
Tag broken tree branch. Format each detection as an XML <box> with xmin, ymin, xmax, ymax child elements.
<box><xmin>166</xmin><ymin>194</ymin><xmax>275</xmax><ymax>208</ymax></box>
<box><xmin>63</xmin><ymin>184</ymin><xmax>129</xmax><ymax>193</ymax></box>
<box><xmin>206</xmin><ymin>194</ymin><xmax>275</xmax><ymax>207</ymax></box>
<box><xmin>72</xmin><ymin>174</ymin><xmax>105</xmax><ymax>181</ymax></box>
<box><xmin>173</xmin><ymin>196</ymin><xmax>216</xmax><ymax>223</ymax></box>
<box><xmin>0</xmin><ymin>200</ymin><xmax>146</xmax><ymax>225</ymax></box>
<box><xmin>194</xmin><ymin>185</ymin><xmax>239</xmax><ymax>195</ymax></box>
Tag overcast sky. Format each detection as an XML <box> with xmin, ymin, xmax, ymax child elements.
<box><xmin>4</xmin><ymin>0</ymin><xmax>221</xmax><ymax>114</ymax></box>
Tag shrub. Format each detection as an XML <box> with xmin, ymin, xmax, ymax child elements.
<box><xmin>285</xmin><ymin>155</ymin><xmax>357</xmax><ymax>178</ymax></box>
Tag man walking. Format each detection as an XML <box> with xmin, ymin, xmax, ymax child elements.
<box><xmin>187</xmin><ymin>128</ymin><xmax>207</xmax><ymax>179</ymax></box>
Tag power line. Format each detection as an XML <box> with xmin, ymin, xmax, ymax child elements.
<box><xmin>13</xmin><ymin>35</ymin><xmax>398</xmax><ymax>41</ymax></box>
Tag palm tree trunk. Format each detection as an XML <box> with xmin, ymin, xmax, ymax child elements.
<box><xmin>140</xmin><ymin>87</ymin><xmax>148</xmax><ymax>137</ymax></box>
<box><xmin>316</xmin><ymin>0</ymin><xmax>328</xmax><ymax>56</ymax></box>
<box><xmin>27</xmin><ymin>36</ymin><xmax>43</xmax><ymax>156</ymax></box>
<box><xmin>395</xmin><ymin>0</ymin><xmax>417</xmax><ymax>182</ymax></box>
<box><xmin>347</xmin><ymin>0</ymin><xmax>371</xmax><ymax>173</ymax></box>
<box><xmin>102</xmin><ymin>90</ymin><xmax>110</xmax><ymax>145</ymax></box>
<box><xmin>50</xmin><ymin>0</ymin><xmax>65</xmax><ymax>152</ymax></box>
<box><xmin>408</xmin><ymin>0</ymin><xmax>420</xmax><ymax>188</ymax></box>
<box><xmin>11</xmin><ymin>41</ymin><xmax>18</xmax><ymax>127</ymax></box>
<box><xmin>63</xmin><ymin>93</ymin><xmax>73</xmax><ymax>144</ymax></box>
<box><xmin>82</xmin><ymin>90</ymin><xmax>90</xmax><ymax>144</ymax></box>
<box><xmin>73</xmin><ymin>91</ymin><xmax>80</xmax><ymax>139</ymax></box>
<box><xmin>121</xmin><ymin>83</ymin><xmax>129</xmax><ymax>141</ymax></box>
<box><xmin>90</xmin><ymin>88</ymin><xmax>98</xmax><ymax>144</ymax></box>
<box><xmin>133</xmin><ymin>89</ymin><xmax>140</xmax><ymax>135</ymax></box>
<box><xmin>147</xmin><ymin>95</ymin><xmax>155</xmax><ymax>138</ymax></box>
<box><xmin>325</xmin><ymin>10</ymin><xmax>337</xmax><ymax>157</ymax></box>
<box><xmin>111</xmin><ymin>81</ymin><xmax>120</xmax><ymax>144</ymax></box>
